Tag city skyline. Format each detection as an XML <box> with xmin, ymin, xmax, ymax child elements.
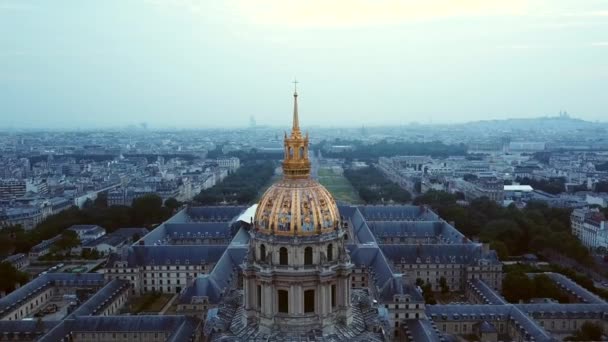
<box><xmin>1</xmin><ymin>0</ymin><xmax>608</xmax><ymax>129</ymax></box>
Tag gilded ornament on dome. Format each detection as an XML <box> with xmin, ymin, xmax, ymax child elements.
<box><xmin>277</xmin><ymin>198</ymin><xmax>292</xmax><ymax>231</ymax></box>
<box><xmin>301</xmin><ymin>200</ymin><xmax>314</xmax><ymax>232</ymax></box>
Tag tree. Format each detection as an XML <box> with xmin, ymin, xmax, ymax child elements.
<box><xmin>533</xmin><ymin>274</ymin><xmax>568</xmax><ymax>303</ymax></box>
<box><xmin>54</xmin><ymin>230</ymin><xmax>80</xmax><ymax>254</ymax></box>
<box><xmin>94</xmin><ymin>192</ymin><xmax>108</xmax><ymax>209</ymax></box>
<box><xmin>439</xmin><ymin>276</ymin><xmax>449</xmax><ymax>293</ymax></box>
<box><xmin>131</xmin><ymin>194</ymin><xmax>164</xmax><ymax>225</ymax></box>
<box><xmin>490</xmin><ymin>241</ymin><xmax>509</xmax><ymax>260</ymax></box>
<box><xmin>0</xmin><ymin>262</ymin><xmax>29</xmax><ymax>294</ymax></box>
<box><xmin>164</xmin><ymin>197</ymin><xmax>180</xmax><ymax>212</ymax></box>
<box><xmin>565</xmin><ymin>322</ymin><xmax>603</xmax><ymax>341</ymax></box>
<box><xmin>502</xmin><ymin>271</ymin><xmax>533</xmax><ymax>302</ymax></box>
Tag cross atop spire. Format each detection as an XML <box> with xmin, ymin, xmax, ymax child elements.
<box><xmin>293</xmin><ymin>78</ymin><xmax>299</xmax><ymax>94</ymax></box>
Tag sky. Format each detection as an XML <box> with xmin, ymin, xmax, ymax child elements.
<box><xmin>1</xmin><ymin>0</ymin><xmax>607</xmax><ymax>129</ymax></box>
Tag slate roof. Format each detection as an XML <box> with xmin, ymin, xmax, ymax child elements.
<box><xmin>348</xmin><ymin>244</ymin><xmax>423</xmax><ymax>302</ymax></box>
<box><xmin>368</xmin><ymin>221</ymin><xmax>466</xmax><ymax>244</ymax></box>
<box><xmin>379</xmin><ymin>244</ymin><xmax>500</xmax><ymax>265</ymax></box>
<box><xmin>39</xmin><ymin>315</ymin><xmax>199</xmax><ymax>342</ymax></box>
<box><xmin>543</xmin><ymin>272</ymin><xmax>606</xmax><ymax>304</ymax></box>
<box><xmin>126</xmin><ymin>245</ymin><xmax>228</xmax><ymax>266</ymax></box>
<box><xmin>404</xmin><ymin>319</ymin><xmax>445</xmax><ymax>342</ymax></box>
<box><xmin>179</xmin><ymin>246</ymin><xmax>247</xmax><ymax>304</ymax></box>
<box><xmin>0</xmin><ymin>273</ymin><xmax>104</xmax><ymax>315</ymax></box>
<box><xmin>468</xmin><ymin>279</ymin><xmax>508</xmax><ymax>305</ymax></box>
<box><xmin>70</xmin><ymin>279</ymin><xmax>130</xmax><ymax>317</ymax></box>
<box><xmin>357</xmin><ymin>205</ymin><xmax>439</xmax><ymax>221</ymax></box>
<box><xmin>186</xmin><ymin>206</ymin><xmax>249</xmax><ymax>222</ymax></box>
<box><xmin>427</xmin><ymin>305</ymin><xmax>554</xmax><ymax>341</ymax></box>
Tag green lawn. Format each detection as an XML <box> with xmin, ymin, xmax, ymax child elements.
<box><xmin>317</xmin><ymin>167</ymin><xmax>363</xmax><ymax>204</ymax></box>
<box><xmin>128</xmin><ymin>293</ymin><xmax>173</xmax><ymax>313</ymax></box>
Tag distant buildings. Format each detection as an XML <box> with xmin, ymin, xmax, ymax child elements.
<box><xmin>215</xmin><ymin>157</ymin><xmax>240</xmax><ymax>173</ymax></box>
<box><xmin>452</xmin><ymin>173</ymin><xmax>504</xmax><ymax>203</ymax></box>
<box><xmin>571</xmin><ymin>208</ymin><xmax>608</xmax><ymax>251</ymax></box>
<box><xmin>1</xmin><ymin>253</ymin><xmax>29</xmax><ymax>270</ymax></box>
<box><xmin>0</xmin><ymin>179</ymin><xmax>26</xmax><ymax>199</ymax></box>
<box><xmin>67</xmin><ymin>224</ymin><xmax>106</xmax><ymax>243</ymax></box>
<box><xmin>28</xmin><ymin>235</ymin><xmax>62</xmax><ymax>260</ymax></box>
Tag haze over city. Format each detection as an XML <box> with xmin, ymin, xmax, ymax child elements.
<box><xmin>1</xmin><ymin>0</ymin><xmax>608</xmax><ymax>129</ymax></box>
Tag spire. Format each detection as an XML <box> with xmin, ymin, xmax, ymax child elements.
<box><xmin>282</xmin><ymin>80</ymin><xmax>310</xmax><ymax>179</ymax></box>
<box><xmin>292</xmin><ymin>78</ymin><xmax>300</xmax><ymax>132</ymax></box>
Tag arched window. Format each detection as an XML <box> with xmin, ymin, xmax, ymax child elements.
<box><xmin>304</xmin><ymin>247</ymin><xmax>313</xmax><ymax>265</ymax></box>
<box><xmin>299</xmin><ymin>146</ymin><xmax>305</xmax><ymax>159</ymax></box>
<box><xmin>279</xmin><ymin>247</ymin><xmax>288</xmax><ymax>265</ymax></box>
<box><xmin>327</xmin><ymin>244</ymin><xmax>333</xmax><ymax>262</ymax></box>
<box><xmin>260</xmin><ymin>244</ymin><xmax>266</xmax><ymax>262</ymax></box>
<box><xmin>289</xmin><ymin>147</ymin><xmax>294</xmax><ymax>159</ymax></box>
<box><xmin>304</xmin><ymin>289</ymin><xmax>315</xmax><ymax>313</ymax></box>
<box><xmin>278</xmin><ymin>290</ymin><xmax>289</xmax><ymax>313</ymax></box>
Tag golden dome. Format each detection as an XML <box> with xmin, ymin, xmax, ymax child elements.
<box><xmin>254</xmin><ymin>84</ymin><xmax>340</xmax><ymax>236</ymax></box>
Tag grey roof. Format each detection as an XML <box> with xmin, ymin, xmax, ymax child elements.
<box><xmin>478</xmin><ymin>320</ymin><xmax>497</xmax><ymax>333</ymax></box>
<box><xmin>70</xmin><ymin>279</ymin><xmax>130</xmax><ymax>317</ymax></box>
<box><xmin>427</xmin><ymin>304</ymin><xmax>554</xmax><ymax>342</ymax></box>
<box><xmin>543</xmin><ymin>272</ymin><xmax>606</xmax><ymax>304</ymax></box>
<box><xmin>517</xmin><ymin>303</ymin><xmax>608</xmax><ymax>318</ymax></box>
<box><xmin>39</xmin><ymin>315</ymin><xmax>198</xmax><ymax>342</ymax></box>
<box><xmin>346</xmin><ymin>207</ymin><xmax>377</xmax><ymax>244</ymax></box>
<box><xmin>2</xmin><ymin>253</ymin><xmax>27</xmax><ymax>263</ymax></box>
<box><xmin>348</xmin><ymin>244</ymin><xmax>423</xmax><ymax>302</ymax></box>
<box><xmin>379</xmin><ymin>244</ymin><xmax>501</xmax><ymax>265</ymax></box>
<box><xmin>468</xmin><ymin>279</ymin><xmax>508</xmax><ymax>305</ymax></box>
<box><xmin>127</xmin><ymin>245</ymin><xmax>228</xmax><ymax>266</ymax></box>
<box><xmin>0</xmin><ymin>320</ymin><xmax>60</xmax><ymax>334</ymax></box>
<box><xmin>368</xmin><ymin>221</ymin><xmax>466</xmax><ymax>244</ymax></box>
<box><xmin>357</xmin><ymin>205</ymin><xmax>439</xmax><ymax>221</ymax></box>
<box><xmin>0</xmin><ymin>273</ymin><xmax>104</xmax><ymax>315</ymax></box>
<box><xmin>186</xmin><ymin>206</ymin><xmax>249</xmax><ymax>222</ymax></box>
<box><xmin>30</xmin><ymin>235</ymin><xmax>61</xmax><ymax>253</ymax></box>
<box><xmin>404</xmin><ymin>319</ymin><xmax>445</xmax><ymax>342</ymax></box>
<box><xmin>179</xmin><ymin>246</ymin><xmax>247</xmax><ymax>304</ymax></box>
<box><xmin>68</xmin><ymin>224</ymin><xmax>105</xmax><ymax>234</ymax></box>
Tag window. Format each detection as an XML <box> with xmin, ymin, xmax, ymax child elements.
<box><xmin>327</xmin><ymin>244</ymin><xmax>333</xmax><ymax>261</ymax></box>
<box><xmin>278</xmin><ymin>290</ymin><xmax>289</xmax><ymax>313</ymax></box>
<box><xmin>304</xmin><ymin>290</ymin><xmax>315</xmax><ymax>313</ymax></box>
<box><xmin>260</xmin><ymin>244</ymin><xmax>266</xmax><ymax>262</ymax></box>
<box><xmin>280</xmin><ymin>247</ymin><xmax>288</xmax><ymax>265</ymax></box>
<box><xmin>304</xmin><ymin>247</ymin><xmax>313</xmax><ymax>265</ymax></box>
<box><xmin>257</xmin><ymin>285</ymin><xmax>262</xmax><ymax>308</ymax></box>
<box><xmin>331</xmin><ymin>284</ymin><xmax>336</xmax><ymax>307</ymax></box>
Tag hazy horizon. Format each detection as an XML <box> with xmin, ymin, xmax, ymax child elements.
<box><xmin>1</xmin><ymin>0</ymin><xmax>607</xmax><ymax>129</ymax></box>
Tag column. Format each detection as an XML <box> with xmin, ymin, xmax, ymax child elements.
<box><xmin>290</xmin><ymin>284</ymin><xmax>296</xmax><ymax>315</ymax></box>
<box><xmin>243</xmin><ymin>277</ymin><xmax>249</xmax><ymax>309</ymax></box>
<box><xmin>264</xmin><ymin>283</ymin><xmax>273</xmax><ymax>317</ymax></box>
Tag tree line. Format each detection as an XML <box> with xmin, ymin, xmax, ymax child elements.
<box><xmin>413</xmin><ymin>191</ymin><xmax>592</xmax><ymax>265</ymax></box>
<box><xmin>317</xmin><ymin>139</ymin><xmax>467</xmax><ymax>162</ymax></box>
<box><xmin>344</xmin><ymin>166</ymin><xmax>411</xmax><ymax>204</ymax></box>
<box><xmin>194</xmin><ymin>161</ymin><xmax>275</xmax><ymax>205</ymax></box>
<box><xmin>0</xmin><ymin>194</ymin><xmax>177</xmax><ymax>258</ymax></box>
